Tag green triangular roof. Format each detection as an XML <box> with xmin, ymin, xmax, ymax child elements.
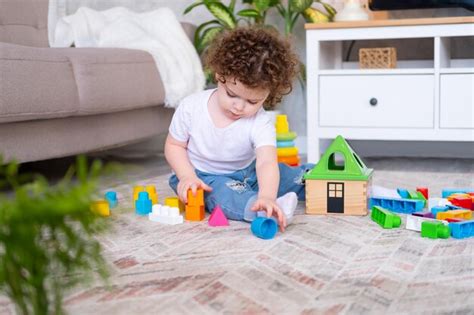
<box><xmin>304</xmin><ymin>135</ymin><xmax>373</xmax><ymax>181</ymax></box>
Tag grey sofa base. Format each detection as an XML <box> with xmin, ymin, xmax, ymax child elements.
<box><xmin>0</xmin><ymin>106</ymin><xmax>174</xmax><ymax>163</ymax></box>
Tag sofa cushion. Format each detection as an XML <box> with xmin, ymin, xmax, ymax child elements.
<box><xmin>0</xmin><ymin>42</ymin><xmax>166</xmax><ymax>123</ymax></box>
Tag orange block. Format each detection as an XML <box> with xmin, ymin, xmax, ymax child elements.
<box><xmin>187</xmin><ymin>188</ymin><xmax>204</xmax><ymax>206</ymax></box>
<box><xmin>185</xmin><ymin>205</ymin><xmax>205</xmax><ymax>221</ymax></box>
<box><xmin>278</xmin><ymin>155</ymin><xmax>300</xmax><ymax>166</ymax></box>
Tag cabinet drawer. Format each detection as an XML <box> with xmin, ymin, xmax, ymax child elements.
<box><xmin>440</xmin><ymin>74</ymin><xmax>474</xmax><ymax>129</ymax></box>
<box><xmin>319</xmin><ymin>75</ymin><xmax>434</xmax><ymax>128</ymax></box>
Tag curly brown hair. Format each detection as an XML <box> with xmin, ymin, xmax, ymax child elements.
<box><xmin>205</xmin><ymin>27</ymin><xmax>299</xmax><ymax>110</ymax></box>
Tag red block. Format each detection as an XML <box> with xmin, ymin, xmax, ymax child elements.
<box><xmin>416</xmin><ymin>187</ymin><xmax>429</xmax><ymax>199</ymax></box>
<box><xmin>451</xmin><ymin>197</ymin><xmax>473</xmax><ymax>210</ymax></box>
<box><xmin>444</xmin><ymin>218</ymin><xmax>463</xmax><ymax>223</ymax></box>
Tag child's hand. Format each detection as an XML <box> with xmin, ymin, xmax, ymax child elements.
<box><xmin>177</xmin><ymin>175</ymin><xmax>212</xmax><ymax>203</ymax></box>
<box><xmin>251</xmin><ymin>197</ymin><xmax>287</xmax><ymax>232</ymax></box>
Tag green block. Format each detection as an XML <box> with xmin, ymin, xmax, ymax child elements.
<box><xmin>371</xmin><ymin>206</ymin><xmax>401</xmax><ymax>229</ymax></box>
<box><xmin>421</xmin><ymin>221</ymin><xmax>450</xmax><ymax>239</ymax></box>
<box><xmin>408</xmin><ymin>190</ymin><xmax>427</xmax><ymax>207</ymax></box>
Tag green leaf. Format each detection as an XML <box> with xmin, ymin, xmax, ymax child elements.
<box><xmin>318</xmin><ymin>1</ymin><xmax>337</xmax><ymax>17</ymax></box>
<box><xmin>229</xmin><ymin>0</ymin><xmax>236</xmax><ymax>12</ymax></box>
<box><xmin>289</xmin><ymin>0</ymin><xmax>313</xmax><ymax>13</ymax></box>
<box><xmin>197</xmin><ymin>26</ymin><xmax>223</xmax><ymax>54</ymax></box>
<box><xmin>206</xmin><ymin>2</ymin><xmax>237</xmax><ymax>29</ymax></box>
<box><xmin>269</xmin><ymin>0</ymin><xmax>280</xmax><ymax>6</ymax></box>
<box><xmin>184</xmin><ymin>1</ymin><xmax>205</xmax><ymax>15</ymax></box>
<box><xmin>254</xmin><ymin>0</ymin><xmax>271</xmax><ymax>12</ymax></box>
<box><xmin>194</xmin><ymin>20</ymin><xmax>221</xmax><ymax>49</ymax></box>
<box><xmin>237</xmin><ymin>8</ymin><xmax>260</xmax><ymax>18</ymax></box>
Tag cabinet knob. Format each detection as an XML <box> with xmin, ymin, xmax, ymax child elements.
<box><xmin>370</xmin><ymin>98</ymin><xmax>378</xmax><ymax>106</ymax></box>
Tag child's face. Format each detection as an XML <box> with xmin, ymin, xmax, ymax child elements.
<box><xmin>216</xmin><ymin>77</ymin><xmax>270</xmax><ymax>121</ymax></box>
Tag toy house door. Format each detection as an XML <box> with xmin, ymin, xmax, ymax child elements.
<box><xmin>327</xmin><ymin>182</ymin><xmax>344</xmax><ymax>213</ymax></box>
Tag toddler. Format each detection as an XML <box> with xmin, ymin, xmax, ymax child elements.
<box><xmin>165</xmin><ymin>27</ymin><xmax>314</xmax><ymax>231</ymax></box>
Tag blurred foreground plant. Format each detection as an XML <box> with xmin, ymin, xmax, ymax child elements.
<box><xmin>0</xmin><ymin>156</ymin><xmax>117</xmax><ymax>315</ymax></box>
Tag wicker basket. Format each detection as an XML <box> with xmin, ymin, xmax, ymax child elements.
<box><xmin>359</xmin><ymin>47</ymin><xmax>397</xmax><ymax>69</ymax></box>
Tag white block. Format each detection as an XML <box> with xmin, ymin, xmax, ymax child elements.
<box><xmin>406</xmin><ymin>215</ymin><xmax>448</xmax><ymax>232</ymax></box>
<box><xmin>161</xmin><ymin>206</ymin><xmax>170</xmax><ymax>216</ymax></box>
<box><xmin>169</xmin><ymin>207</ymin><xmax>180</xmax><ymax>217</ymax></box>
<box><xmin>148</xmin><ymin>205</ymin><xmax>183</xmax><ymax>225</ymax></box>
<box><xmin>428</xmin><ymin>198</ymin><xmax>450</xmax><ymax>211</ymax></box>
<box><xmin>152</xmin><ymin>204</ymin><xmax>162</xmax><ymax>215</ymax></box>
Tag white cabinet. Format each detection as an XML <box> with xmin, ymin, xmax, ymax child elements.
<box><xmin>305</xmin><ymin>17</ymin><xmax>474</xmax><ymax>162</ymax></box>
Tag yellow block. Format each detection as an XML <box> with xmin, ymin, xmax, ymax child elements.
<box><xmin>90</xmin><ymin>200</ymin><xmax>110</xmax><ymax>217</ymax></box>
<box><xmin>133</xmin><ymin>186</ymin><xmax>145</xmax><ymax>202</ymax></box>
<box><xmin>146</xmin><ymin>185</ymin><xmax>158</xmax><ymax>205</ymax></box>
<box><xmin>165</xmin><ymin>196</ymin><xmax>179</xmax><ymax>207</ymax></box>
<box><xmin>275</xmin><ymin>115</ymin><xmax>289</xmax><ymax>133</ymax></box>
<box><xmin>437</xmin><ymin>209</ymin><xmax>472</xmax><ymax>220</ymax></box>
<box><xmin>277</xmin><ymin>147</ymin><xmax>298</xmax><ymax>157</ymax></box>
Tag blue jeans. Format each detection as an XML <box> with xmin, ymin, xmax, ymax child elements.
<box><xmin>168</xmin><ymin>161</ymin><xmax>314</xmax><ymax>222</ymax></box>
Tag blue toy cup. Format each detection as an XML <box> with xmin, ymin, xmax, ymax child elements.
<box><xmin>105</xmin><ymin>191</ymin><xmax>118</xmax><ymax>208</ymax></box>
<box><xmin>251</xmin><ymin>217</ymin><xmax>278</xmax><ymax>240</ymax></box>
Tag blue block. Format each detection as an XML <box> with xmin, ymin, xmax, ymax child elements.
<box><xmin>105</xmin><ymin>191</ymin><xmax>118</xmax><ymax>208</ymax></box>
<box><xmin>276</xmin><ymin>140</ymin><xmax>295</xmax><ymax>148</ymax></box>
<box><xmin>251</xmin><ymin>217</ymin><xmax>278</xmax><ymax>240</ymax></box>
<box><xmin>397</xmin><ymin>188</ymin><xmax>410</xmax><ymax>199</ymax></box>
<box><xmin>449</xmin><ymin>221</ymin><xmax>474</xmax><ymax>239</ymax></box>
<box><xmin>369</xmin><ymin>197</ymin><xmax>424</xmax><ymax>214</ymax></box>
<box><xmin>431</xmin><ymin>205</ymin><xmax>449</xmax><ymax>218</ymax></box>
<box><xmin>135</xmin><ymin>191</ymin><xmax>152</xmax><ymax>215</ymax></box>
<box><xmin>441</xmin><ymin>188</ymin><xmax>473</xmax><ymax>198</ymax></box>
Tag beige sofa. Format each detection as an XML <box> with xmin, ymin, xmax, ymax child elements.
<box><xmin>0</xmin><ymin>0</ymin><xmax>194</xmax><ymax>163</ymax></box>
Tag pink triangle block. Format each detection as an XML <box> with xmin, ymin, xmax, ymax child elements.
<box><xmin>208</xmin><ymin>205</ymin><xmax>229</xmax><ymax>227</ymax></box>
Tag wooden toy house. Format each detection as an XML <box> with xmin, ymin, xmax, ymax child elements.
<box><xmin>304</xmin><ymin>135</ymin><xmax>373</xmax><ymax>215</ymax></box>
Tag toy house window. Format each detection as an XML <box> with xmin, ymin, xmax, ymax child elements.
<box><xmin>328</xmin><ymin>152</ymin><xmax>345</xmax><ymax>171</ymax></box>
<box><xmin>328</xmin><ymin>183</ymin><xmax>344</xmax><ymax>198</ymax></box>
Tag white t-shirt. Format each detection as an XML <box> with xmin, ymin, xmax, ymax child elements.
<box><xmin>169</xmin><ymin>89</ymin><xmax>276</xmax><ymax>174</ymax></box>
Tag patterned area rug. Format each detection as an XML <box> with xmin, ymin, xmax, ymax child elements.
<box><xmin>1</xmin><ymin>159</ymin><xmax>473</xmax><ymax>314</ymax></box>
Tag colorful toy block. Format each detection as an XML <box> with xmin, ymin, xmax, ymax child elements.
<box><xmin>276</xmin><ymin>131</ymin><xmax>297</xmax><ymax>141</ymax></box>
<box><xmin>208</xmin><ymin>205</ymin><xmax>229</xmax><ymax>227</ymax></box>
<box><xmin>412</xmin><ymin>211</ymin><xmax>435</xmax><ymax>218</ymax></box>
<box><xmin>149</xmin><ymin>205</ymin><xmax>183</xmax><ymax>225</ymax></box>
<box><xmin>371</xmin><ymin>206</ymin><xmax>401</xmax><ymax>229</ymax></box>
<box><xmin>277</xmin><ymin>147</ymin><xmax>298</xmax><ymax>157</ymax></box>
<box><xmin>449</xmin><ymin>221</ymin><xmax>474</xmax><ymax>239</ymax></box>
<box><xmin>90</xmin><ymin>200</ymin><xmax>110</xmax><ymax>217</ymax></box>
<box><xmin>275</xmin><ymin>115</ymin><xmax>289</xmax><ymax>133</ymax></box>
<box><xmin>145</xmin><ymin>185</ymin><xmax>158</xmax><ymax>205</ymax></box>
<box><xmin>431</xmin><ymin>205</ymin><xmax>449</xmax><ymax>218</ymax></box>
<box><xmin>397</xmin><ymin>188</ymin><xmax>409</xmax><ymax>199</ymax></box>
<box><xmin>276</xmin><ymin>140</ymin><xmax>295</xmax><ymax>148</ymax></box>
<box><xmin>104</xmin><ymin>191</ymin><xmax>118</xmax><ymax>208</ymax></box>
<box><xmin>185</xmin><ymin>205</ymin><xmax>205</xmax><ymax>221</ymax></box>
<box><xmin>369</xmin><ymin>197</ymin><xmax>424</xmax><ymax>214</ymax></box>
<box><xmin>135</xmin><ymin>191</ymin><xmax>152</xmax><ymax>216</ymax></box>
<box><xmin>421</xmin><ymin>221</ymin><xmax>450</xmax><ymax>239</ymax></box>
<box><xmin>436</xmin><ymin>209</ymin><xmax>472</xmax><ymax>221</ymax></box>
<box><xmin>187</xmin><ymin>188</ymin><xmax>204</xmax><ymax>207</ymax></box>
<box><xmin>450</xmin><ymin>197</ymin><xmax>472</xmax><ymax>210</ymax></box>
<box><xmin>278</xmin><ymin>155</ymin><xmax>300</xmax><ymax>166</ymax></box>
<box><xmin>251</xmin><ymin>217</ymin><xmax>278</xmax><ymax>240</ymax></box>
<box><xmin>416</xmin><ymin>187</ymin><xmax>429</xmax><ymax>199</ymax></box>
<box><xmin>445</xmin><ymin>218</ymin><xmax>463</xmax><ymax>223</ymax></box>
<box><xmin>442</xmin><ymin>189</ymin><xmax>473</xmax><ymax>198</ymax></box>
<box><xmin>164</xmin><ymin>196</ymin><xmax>179</xmax><ymax>208</ymax></box>
<box><xmin>428</xmin><ymin>198</ymin><xmax>450</xmax><ymax>212</ymax></box>
<box><xmin>406</xmin><ymin>215</ymin><xmax>448</xmax><ymax>232</ymax></box>
<box><xmin>133</xmin><ymin>186</ymin><xmax>145</xmax><ymax>202</ymax></box>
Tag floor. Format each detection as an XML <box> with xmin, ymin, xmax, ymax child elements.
<box><xmin>2</xmin><ymin>155</ymin><xmax>474</xmax><ymax>314</ymax></box>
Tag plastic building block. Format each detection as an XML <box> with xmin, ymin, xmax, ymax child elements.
<box><xmin>371</xmin><ymin>206</ymin><xmax>401</xmax><ymax>229</ymax></box>
<box><xmin>104</xmin><ymin>191</ymin><xmax>118</xmax><ymax>208</ymax></box>
<box><xmin>397</xmin><ymin>188</ymin><xmax>410</xmax><ymax>199</ymax></box>
<box><xmin>187</xmin><ymin>188</ymin><xmax>204</xmax><ymax>207</ymax></box>
<box><xmin>436</xmin><ymin>209</ymin><xmax>472</xmax><ymax>220</ymax></box>
<box><xmin>449</xmin><ymin>221</ymin><xmax>474</xmax><ymax>239</ymax></box>
<box><xmin>164</xmin><ymin>196</ymin><xmax>179</xmax><ymax>207</ymax></box>
<box><xmin>442</xmin><ymin>189</ymin><xmax>473</xmax><ymax>198</ymax></box>
<box><xmin>450</xmin><ymin>197</ymin><xmax>472</xmax><ymax>210</ymax></box>
<box><xmin>145</xmin><ymin>185</ymin><xmax>158</xmax><ymax>205</ymax></box>
<box><xmin>135</xmin><ymin>191</ymin><xmax>152</xmax><ymax>215</ymax></box>
<box><xmin>185</xmin><ymin>205</ymin><xmax>205</xmax><ymax>221</ymax></box>
<box><xmin>277</xmin><ymin>147</ymin><xmax>298</xmax><ymax>157</ymax></box>
<box><xmin>133</xmin><ymin>186</ymin><xmax>145</xmax><ymax>202</ymax></box>
<box><xmin>276</xmin><ymin>131</ymin><xmax>297</xmax><ymax>141</ymax></box>
<box><xmin>412</xmin><ymin>211</ymin><xmax>434</xmax><ymax>218</ymax></box>
<box><xmin>428</xmin><ymin>198</ymin><xmax>450</xmax><ymax>212</ymax></box>
<box><xmin>431</xmin><ymin>205</ymin><xmax>449</xmax><ymax>218</ymax></box>
<box><xmin>149</xmin><ymin>205</ymin><xmax>183</xmax><ymax>225</ymax></box>
<box><xmin>408</xmin><ymin>190</ymin><xmax>420</xmax><ymax>199</ymax></box>
<box><xmin>90</xmin><ymin>200</ymin><xmax>110</xmax><ymax>217</ymax></box>
<box><xmin>275</xmin><ymin>115</ymin><xmax>290</xmax><ymax>133</ymax></box>
<box><xmin>277</xmin><ymin>140</ymin><xmax>295</xmax><ymax>148</ymax></box>
<box><xmin>416</xmin><ymin>187</ymin><xmax>429</xmax><ymax>199</ymax></box>
<box><xmin>251</xmin><ymin>217</ymin><xmax>278</xmax><ymax>240</ymax></box>
<box><xmin>208</xmin><ymin>205</ymin><xmax>229</xmax><ymax>227</ymax></box>
<box><xmin>369</xmin><ymin>197</ymin><xmax>424</xmax><ymax>214</ymax></box>
<box><xmin>421</xmin><ymin>221</ymin><xmax>450</xmax><ymax>239</ymax></box>
<box><xmin>445</xmin><ymin>217</ymin><xmax>463</xmax><ymax>223</ymax></box>
<box><xmin>277</xmin><ymin>155</ymin><xmax>300</xmax><ymax>166</ymax></box>
<box><xmin>406</xmin><ymin>215</ymin><xmax>448</xmax><ymax>232</ymax></box>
